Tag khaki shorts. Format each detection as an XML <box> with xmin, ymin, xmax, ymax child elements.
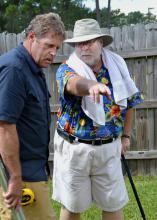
<box><xmin>53</xmin><ymin>131</ymin><xmax>129</xmax><ymax>213</ymax></box>
<box><xmin>0</xmin><ymin>181</ymin><xmax>56</xmax><ymax>220</ymax></box>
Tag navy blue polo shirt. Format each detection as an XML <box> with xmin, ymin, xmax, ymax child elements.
<box><xmin>0</xmin><ymin>43</ymin><xmax>51</xmax><ymax>181</ymax></box>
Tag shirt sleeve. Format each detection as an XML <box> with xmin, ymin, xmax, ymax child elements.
<box><xmin>0</xmin><ymin>66</ymin><xmax>26</xmax><ymax>123</ymax></box>
<box><xmin>56</xmin><ymin>63</ymin><xmax>81</xmax><ymax>101</ymax></box>
<box><xmin>127</xmin><ymin>91</ymin><xmax>144</xmax><ymax>109</ymax></box>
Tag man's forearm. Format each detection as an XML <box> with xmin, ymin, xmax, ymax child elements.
<box><xmin>0</xmin><ymin>122</ymin><xmax>22</xmax><ymax>180</ymax></box>
<box><xmin>123</xmin><ymin>108</ymin><xmax>133</xmax><ymax>136</ymax></box>
<box><xmin>65</xmin><ymin>76</ymin><xmax>97</xmax><ymax>96</ymax></box>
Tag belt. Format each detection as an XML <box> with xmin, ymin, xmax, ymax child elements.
<box><xmin>57</xmin><ymin>128</ymin><xmax>116</xmax><ymax>146</ymax></box>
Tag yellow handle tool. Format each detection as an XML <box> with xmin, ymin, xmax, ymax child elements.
<box><xmin>21</xmin><ymin>188</ymin><xmax>35</xmax><ymax>206</ymax></box>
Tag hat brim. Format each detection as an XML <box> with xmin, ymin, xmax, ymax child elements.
<box><xmin>64</xmin><ymin>34</ymin><xmax>113</xmax><ymax>47</ymax></box>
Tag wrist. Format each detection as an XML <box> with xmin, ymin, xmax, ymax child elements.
<box><xmin>10</xmin><ymin>174</ymin><xmax>22</xmax><ymax>180</ymax></box>
<box><xmin>121</xmin><ymin>134</ymin><xmax>130</xmax><ymax>139</ymax></box>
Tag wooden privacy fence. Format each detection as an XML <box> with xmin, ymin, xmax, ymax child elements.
<box><xmin>0</xmin><ymin>22</ymin><xmax>157</xmax><ymax>175</ymax></box>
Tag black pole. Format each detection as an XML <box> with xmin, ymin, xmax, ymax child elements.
<box><xmin>121</xmin><ymin>154</ymin><xmax>146</xmax><ymax>220</ymax></box>
<box><xmin>95</xmin><ymin>0</ymin><xmax>101</xmax><ymax>26</ymax></box>
<box><xmin>107</xmin><ymin>0</ymin><xmax>111</xmax><ymax>28</ymax></box>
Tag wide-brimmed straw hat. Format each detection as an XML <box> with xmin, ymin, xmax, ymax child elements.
<box><xmin>64</xmin><ymin>18</ymin><xmax>113</xmax><ymax>47</ymax></box>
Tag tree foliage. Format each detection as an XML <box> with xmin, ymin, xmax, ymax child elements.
<box><xmin>100</xmin><ymin>8</ymin><xmax>157</xmax><ymax>27</ymax></box>
<box><xmin>0</xmin><ymin>0</ymin><xmax>157</xmax><ymax>33</ymax></box>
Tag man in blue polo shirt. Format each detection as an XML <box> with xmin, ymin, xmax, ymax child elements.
<box><xmin>0</xmin><ymin>13</ymin><xmax>65</xmax><ymax>219</ymax></box>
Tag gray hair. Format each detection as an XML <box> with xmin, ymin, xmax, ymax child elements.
<box><xmin>25</xmin><ymin>13</ymin><xmax>65</xmax><ymax>40</ymax></box>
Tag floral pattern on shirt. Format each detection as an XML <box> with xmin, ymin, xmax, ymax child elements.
<box><xmin>56</xmin><ymin>63</ymin><xmax>144</xmax><ymax>139</ymax></box>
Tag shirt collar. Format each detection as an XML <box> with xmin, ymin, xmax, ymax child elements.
<box><xmin>16</xmin><ymin>43</ymin><xmax>42</xmax><ymax>76</ymax></box>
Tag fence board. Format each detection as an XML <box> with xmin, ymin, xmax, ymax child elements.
<box><xmin>154</xmin><ymin>58</ymin><xmax>157</xmax><ymax>150</ymax></box>
<box><xmin>110</xmin><ymin>26</ymin><xmax>122</xmax><ymax>51</ymax></box>
<box><xmin>0</xmin><ymin>33</ymin><xmax>7</xmax><ymax>55</ymax></box>
<box><xmin>44</xmin><ymin>64</ymin><xmax>60</xmax><ymax>105</ymax></box>
<box><xmin>5</xmin><ymin>33</ymin><xmax>17</xmax><ymax>51</ymax></box>
<box><xmin>146</xmin><ymin>23</ymin><xmax>157</xmax><ymax>48</ymax></box>
<box><xmin>122</xmin><ymin>25</ymin><xmax>134</xmax><ymax>51</ymax></box>
<box><xmin>146</xmin><ymin>58</ymin><xmax>154</xmax><ymax>150</ymax></box>
<box><xmin>63</xmin><ymin>30</ymin><xmax>73</xmax><ymax>55</ymax></box>
<box><xmin>17</xmin><ymin>32</ymin><xmax>25</xmax><ymax>44</ymax></box>
<box><xmin>134</xmin><ymin>23</ymin><xmax>146</xmax><ymax>50</ymax></box>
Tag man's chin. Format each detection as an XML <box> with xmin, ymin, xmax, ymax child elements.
<box><xmin>83</xmin><ymin>60</ymin><xmax>94</xmax><ymax>67</ymax></box>
<box><xmin>40</xmin><ymin>63</ymin><xmax>50</xmax><ymax>68</ymax></box>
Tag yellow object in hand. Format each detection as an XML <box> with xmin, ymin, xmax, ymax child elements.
<box><xmin>21</xmin><ymin>188</ymin><xmax>35</xmax><ymax>206</ymax></box>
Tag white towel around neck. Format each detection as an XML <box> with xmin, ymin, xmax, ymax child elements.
<box><xmin>66</xmin><ymin>49</ymin><xmax>138</xmax><ymax>126</ymax></box>
<box><xmin>102</xmin><ymin>48</ymin><xmax>138</xmax><ymax>107</ymax></box>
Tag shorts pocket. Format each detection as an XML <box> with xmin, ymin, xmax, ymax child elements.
<box><xmin>116</xmin><ymin>138</ymin><xmax>122</xmax><ymax>157</ymax></box>
<box><xmin>54</xmin><ymin>130</ymin><xmax>64</xmax><ymax>153</ymax></box>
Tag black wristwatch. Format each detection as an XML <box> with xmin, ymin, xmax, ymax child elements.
<box><xmin>121</xmin><ymin>134</ymin><xmax>130</xmax><ymax>139</ymax></box>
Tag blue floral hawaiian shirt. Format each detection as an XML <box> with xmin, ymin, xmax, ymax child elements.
<box><xmin>56</xmin><ymin>62</ymin><xmax>143</xmax><ymax>139</ymax></box>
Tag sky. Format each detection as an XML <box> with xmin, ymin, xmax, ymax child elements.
<box><xmin>83</xmin><ymin>0</ymin><xmax>157</xmax><ymax>15</ymax></box>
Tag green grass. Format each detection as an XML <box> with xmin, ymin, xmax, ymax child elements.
<box><xmin>124</xmin><ymin>176</ymin><xmax>157</xmax><ymax>220</ymax></box>
<box><xmin>51</xmin><ymin>176</ymin><xmax>157</xmax><ymax>220</ymax></box>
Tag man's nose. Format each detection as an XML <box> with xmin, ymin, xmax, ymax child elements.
<box><xmin>81</xmin><ymin>44</ymin><xmax>90</xmax><ymax>50</ymax></box>
<box><xmin>49</xmin><ymin>48</ymin><xmax>57</xmax><ymax>56</ymax></box>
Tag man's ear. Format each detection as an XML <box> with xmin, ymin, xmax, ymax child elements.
<box><xmin>27</xmin><ymin>31</ymin><xmax>36</xmax><ymax>42</ymax></box>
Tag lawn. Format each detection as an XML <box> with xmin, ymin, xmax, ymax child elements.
<box><xmin>51</xmin><ymin>176</ymin><xmax>157</xmax><ymax>220</ymax></box>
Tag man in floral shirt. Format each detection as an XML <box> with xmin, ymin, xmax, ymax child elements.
<box><xmin>53</xmin><ymin>19</ymin><xmax>143</xmax><ymax>220</ymax></box>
